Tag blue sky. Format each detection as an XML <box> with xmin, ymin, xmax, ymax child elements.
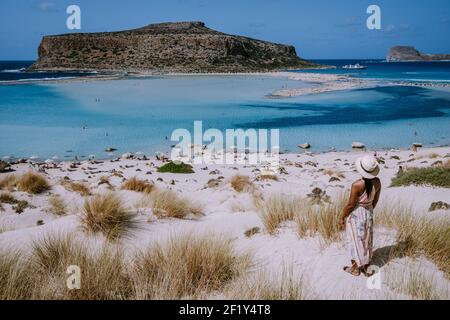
<box><xmin>1</xmin><ymin>0</ymin><xmax>449</xmax><ymax>60</ymax></box>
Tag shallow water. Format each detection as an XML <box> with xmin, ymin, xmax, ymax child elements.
<box><xmin>1</xmin><ymin>74</ymin><xmax>449</xmax><ymax>160</ymax></box>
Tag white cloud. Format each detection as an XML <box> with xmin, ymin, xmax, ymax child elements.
<box><xmin>34</xmin><ymin>1</ymin><xmax>57</xmax><ymax>13</ymax></box>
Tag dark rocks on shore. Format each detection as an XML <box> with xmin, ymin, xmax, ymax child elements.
<box><xmin>298</xmin><ymin>143</ymin><xmax>311</xmax><ymax>149</ymax></box>
<box><xmin>429</xmin><ymin>201</ymin><xmax>450</xmax><ymax>212</ymax></box>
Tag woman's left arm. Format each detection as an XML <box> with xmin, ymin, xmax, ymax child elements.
<box><xmin>339</xmin><ymin>182</ymin><xmax>360</xmax><ymax>228</ymax></box>
<box><xmin>372</xmin><ymin>179</ymin><xmax>381</xmax><ymax>209</ymax></box>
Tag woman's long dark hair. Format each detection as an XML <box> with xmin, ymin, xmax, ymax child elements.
<box><xmin>363</xmin><ymin>178</ymin><xmax>373</xmax><ymax>196</ymax></box>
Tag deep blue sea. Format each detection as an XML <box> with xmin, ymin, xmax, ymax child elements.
<box><xmin>1</xmin><ymin>60</ymin><xmax>449</xmax><ymax>160</ymax></box>
<box><xmin>0</xmin><ymin>61</ymin><xmax>94</xmax><ymax>82</ymax></box>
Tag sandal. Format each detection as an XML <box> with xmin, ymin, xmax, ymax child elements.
<box><xmin>360</xmin><ymin>267</ymin><xmax>375</xmax><ymax>277</ymax></box>
<box><xmin>343</xmin><ymin>266</ymin><xmax>360</xmax><ymax>276</ymax></box>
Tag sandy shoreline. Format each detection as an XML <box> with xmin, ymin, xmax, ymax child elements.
<box><xmin>1</xmin><ymin>145</ymin><xmax>449</xmax><ymax>299</ymax></box>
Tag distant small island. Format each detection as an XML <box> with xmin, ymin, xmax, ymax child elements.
<box><xmin>387</xmin><ymin>46</ymin><xmax>450</xmax><ymax>62</ymax></box>
<box><xmin>29</xmin><ymin>21</ymin><xmax>317</xmax><ymax>73</ymax></box>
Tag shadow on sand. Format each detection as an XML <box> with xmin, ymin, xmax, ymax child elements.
<box><xmin>371</xmin><ymin>238</ymin><xmax>413</xmax><ymax>268</ymax></box>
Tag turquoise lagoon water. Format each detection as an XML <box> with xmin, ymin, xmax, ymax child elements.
<box><xmin>1</xmin><ymin>67</ymin><xmax>450</xmax><ymax>160</ymax></box>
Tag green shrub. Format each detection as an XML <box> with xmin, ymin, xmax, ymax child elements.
<box><xmin>157</xmin><ymin>161</ymin><xmax>194</xmax><ymax>174</ymax></box>
<box><xmin>390</xmin><ymin>167</ymin><xmax>450</xmax><ymax>188</ymax></box>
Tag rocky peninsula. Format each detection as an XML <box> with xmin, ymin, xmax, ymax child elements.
<box><xmin>29</xmin><ymin>21</ymin><xmax>316</xmax><ymax>73</ymax></box>
<box><xmin>387</xmin><ymin>46</ymin><xmax>450</xmax><ymax>62</ymax></box>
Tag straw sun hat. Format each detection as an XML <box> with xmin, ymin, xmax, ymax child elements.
<box><xmin>355</xmin><ymin>155</ymin><xmax>380</xmax><ymax>179</ymax></box>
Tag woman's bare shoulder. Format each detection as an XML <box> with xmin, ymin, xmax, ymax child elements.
<box><xmin>352</xmin><ymin>179</ymin><xmax>365</xmax><ymax>190</ymax></box>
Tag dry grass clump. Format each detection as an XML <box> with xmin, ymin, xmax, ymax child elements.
<box><xmin>0</xmin><ymin>192</ymin><xmax>16</xmax><ymax>204</ymax></box>
<box><xmin>47</xmin><ymin>195</ymin><xmax>67</xmax><ymax>216</ymax></box>
<box><xmin>1</xmin><ymin>233</ymin><xmax>251</xmax><ymax>300</ymax></box>
<box><xmin>0</xmin><ymin>174</ymin><xmax>17</xmax><ymax>191</ymax></box>
<box><xmin>30</xmin><ymin>233</ymin><xmax>132</xmax><ymax>299</ymax></box>
<box><xmin>323</xmin><ymin>168</ymin><xmax>345</xmax><ymax>178</ymax></box>
<box><xmin>442</xmin><ymin>159</ymin><xmax>450</xmax><ymax>168</ymax></box>
<box><xmin>65</xmin><ymin>181</ymin><xmax>91</xmax><ymax>196</ymax></box>
<box><xmin>257</xmin><ymin>174</ymin><xmax>279</xmax><ymax>181</ymax></box>
<box><xmin>132</xmin><ymin>233</ymin><xmax>250</xmax><ymax>299</ymax></box>
<box><xmin>121</xmin><ymin>177</ymin><xmax>154</xmax><ymax>194</ymax></box>
<box><xmin>150</xmin><ymin>189</ymin><xmax>203</xmax><ymax>219</ymax></box>
<box><xmin>0</xmin><ymin>192</ymin><xmax>29</xmax><ymax>214</ymax></box>
<box><xmin>375</xmin><ymin>203</ymin><xmax>450</xmax><ymax>277</ymax></box>
<box><xmin>16</xmin><ymin>172</ymin><xmax>49</xmax><ymax>194</ymax></box>
<box><xmin>416</xmin><ymin>152</ymin><xmax>441</xmax><ymax>160</ymax></box>
<box><xmin>295</xmin><ymin>194</ymin><xmax>345</xmax><ymax>243</ymax></box>
<box><xmin>384</xmin><ymin>263</ymin><xmax>449</xmax><ymax>300</ymax></box>
<box><xmin>225</xmin><ymin>266</ymin><xmax>315</xmax><ymax>300</ymax></box>
<box><xmin>255</xmin><ymin>195</ymin><xmax>303</xmax><ymax>234</ymax></box>
<box><xmin>255</xmin><ymin>193</ymin><xmax>344</xmax><ymax>241</ymax></box>
<box><xmin>0</xmin><ymin>250</ymin><xmax>34</xmax><ymax>299</ymax></box>
<box><xmin>81</xmin><ymin>193</ymin><xmax>137</xmax><ymax>241</ymax></box>
<box><xmin>231</xmin><ymin>174</ymin><xmax>254</xmax><ymax>192</ymax></box>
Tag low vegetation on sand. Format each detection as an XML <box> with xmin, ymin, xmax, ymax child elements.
<box><xmin>0</xmin><ymin>232</ymin><xmax>252</xmax><ymax>300</ymax></box>
<box><xmin>230</xmin><ymin>175</ymin><xmax>254</xmax><ymax>193</ymax></box>
<box><xmin>384</xmin><ymin>262</ymin><xmax>449</xmax><ymax>300</ymax></box>
<box><xmin>390</xmin><ymin>166</ymin><xmax>450</xmax><ymax>188</ymax></box>
<box><xmin>0</xmin><ymin>161</ymin><xmax>10</xmax><ymax>173</ymax></box>
<box><xmin>0</xmin><ymin>192</ymin><xmax>29</xmax><ymax>214</ymax></box>
<box><xmin>132</xmin><ymin>233</ymin><xmax>250</xmax><ymax>299</ymax></box>
<box><xmin>295</xmin><ymin>193</ymin><xmax>345</xmax><ymax>243</ymax></box>
<box><xmin>47</xmin><ymin>195</ymin><xmax>67</xmax><ymax>216</ymax></box>
<box><xmin>157</xmin><ymin>161</ymin><xmax>194</xmax><ymax>174</ymax></box>
<box><xmin>0</xmin><ymin>174</ymin><xmax>17</xmax><ymax>191</ymax></box>
<box><xmin>255</xmin><ymin>195</ymin><xmax>302</xmax><ymax>234</ymax></box>
<box><xmin>375</xmin><ymin>203</ymin><xmax>450</xmax><ymax>278</ymax></box>
<box><xmin>81</xmin><ymin>193</ymin><xmax>137</xmax><ymax>241</ymax></box>
<box><xmin>256</xmin><ymin>193</ymin><xmax>343</xmax><ymax>242</ymax></box>
<box><xmin>121</xmin><ymin>177</ymin><xmax>154</xmax><ymax>193</ymax></box>
<box><xmin>16</xmin><ymin>172</ymin><xmax>50</xmax><ymax>194</ymax></box>
<box><xmin>225</xmin><ymin>266</ymin><xmax>315</xmax><ymax>300</ymax></box>
<box><xmin>64</xmin><ymin>181</ymin><xmax>91</xmax><ymax>196</ymax></box>
<box><xmin>150</xmin><ymin>189</ymin><xmax>203</xmax><ymax>219</ymax></box>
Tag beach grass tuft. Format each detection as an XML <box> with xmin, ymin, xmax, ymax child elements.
<box><xmin>384</xmin><ymin>262</ymin><xmax>449</xmax><ymax>300</ymax></box>
<box><xmin>150</xmin><ymin>189</ymin><xmax>203</xmax><ymax>219</ymax></box>
<box><xmin>295</xmin><ymin>194</ymin><xmax>345</xmax><ymax>243</ymax></box>
<box><xmin>47</xmin><ymin>195</ymin><xmax>67</xmax><ymax>216</ymax></box>
<box><xmin>230</xmin><ymin>175</ymin><xmax>254</xmax><ymax>193</ymax></box>
<box><xmin>65</xmin><ymin>181</ymin><xmax>91</xmax><ymax>196</ymax></box>
<box><xmin>81</xmin><ymin>193</ymin><xmax>138</xmax><ymax>240</ymax></box>
<box><xmin>255</xmin><ymin>194</ymin><xmax>302</xmax><ymax>234</ymax></box>
<box><xmin>0</xmin><ymin>174</ymin><xmax>17</xmax><ymax>191</ymax></box>
<box><xmin>31</xmin><ymin>233</ymin><xmax>132</xmax><ymax>299</ymax></box>
<box><xmin>16</xmin><ymin>172</ymin><xmax>49</xmax><ymax>194</ymax></box>
<box><xmin>0</xmin><ymin>192</ymin><xmax>29</xmax><ymax>214</ymax></box>
<box><xmin>121</xmin><ymin>177</ymin><xmax>154</xmax><ymax>194</ymax></box>
<box><xmin>131</xmin><ymin>233</ymin><xmax>250</xmax><ymax>299</ymax></box>
<box><xmin>225</xmin><ymin>266</ymin><xmax>315</xmax><ymax>300</ymax></box>
<box><xmin>375</xmin><ymin>203</ymin><xmax>450</xmax><ymax>277</ymax></box>
<box><xmin>0</xmin><ymin>250</ymin><xmax>34</xmax><ymax>299</ymax></box>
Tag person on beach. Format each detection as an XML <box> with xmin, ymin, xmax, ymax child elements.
<box><xmin>339</xmin><ymin>155</ymin><xmax>381</xmax><ymax>277</ymax></box>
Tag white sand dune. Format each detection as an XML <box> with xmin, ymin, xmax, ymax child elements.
<box><xmin>1</xmin><ymin>146</ymin><xmax>449</xmax><ymax>299</ymax></box>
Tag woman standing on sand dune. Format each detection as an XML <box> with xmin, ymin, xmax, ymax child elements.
<box><xmin>339</xmin><ymin>155</ymin><xmax>381</xmax><ymax>277</ymax></box>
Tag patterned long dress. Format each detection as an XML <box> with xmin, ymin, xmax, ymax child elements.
<box><xmin>345</xmin><ymin>186</ymin><xmax>376</xmax><ymax>266</ymax></box>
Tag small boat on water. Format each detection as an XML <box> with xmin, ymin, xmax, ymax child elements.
<box><xmin>342</xmin><ymin>63</ymin><xmax>367</xmax><ymax>70</ymax></box>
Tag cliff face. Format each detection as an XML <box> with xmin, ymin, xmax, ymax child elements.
<box><xmin>387</xmin><ymin>46</ymin><xmax>450</xmax><ymax>62</ymax></box>
<box><xmin>30</xmin><ymin>21</ymin><xmax>315</xmax><ymax>73</ymax></box>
